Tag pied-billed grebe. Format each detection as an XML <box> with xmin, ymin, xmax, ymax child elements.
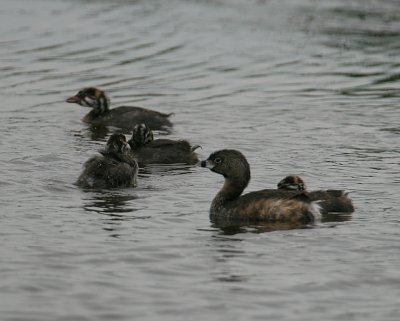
<box><xmin>128</xmin><ymin>123</ymin><xmax>200</xmax><ymax>166</ymax></box>
<box><xmin>76</xmin><ymin>134</ymin><xmax>138</xmax><ymax>188</ymax></box>
<box><xmin>66</xmin><ymin>87</ymin><xmax>172</xmax><ymax>131</ymax></box>
<box><xmin>277</xmin><ymin>175</ymin><xmax>354</xmax><ymax>213</ymax></box>
<box><xmin>201</xmin><ymin>149</ymin><xmax>321</xmax><ymax>223</ymax></box>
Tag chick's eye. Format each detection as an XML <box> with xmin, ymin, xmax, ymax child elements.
<box><xmin>214</xmin><ymin>157</ymin><xmax>222</xmax><ymax>164</ymax></box>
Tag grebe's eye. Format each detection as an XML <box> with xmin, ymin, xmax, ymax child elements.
<box><xmin>214</xmin><ymin>157</ymin><xmax>222</xmax><ymax>164</ymax></box>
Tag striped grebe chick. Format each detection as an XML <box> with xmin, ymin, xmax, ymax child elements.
<box><xmin>128</xmin><ymin>123</ymin><xmax>199</xmax><ymax>166</ymax></box>
<box><xmin>277</xmin><ymin>175</ymin><xmax>354</xmax><ymax>213</ymax></box>
<box><xmin>66</xmin><ymin>87</ymin><xmax>172</xmax><ymax>131</ymax></box>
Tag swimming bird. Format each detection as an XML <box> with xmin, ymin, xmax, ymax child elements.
<box><xmin>66</xmin><ymin>87</ymin><xmax>172</xmax><ymax>131</ymax></box>
<box><xmin>277</xmin><ymin>175</ymin><xmax>354</xmax><ymax>213</ymax></box>
<box><xmin>77</xmin><ymin>134</ymin><xmax>138</xmax><ymax>188</ymax></box>
<box><xmin>128</xmin><ymin>123</ymin><xmax>199</xmax><ymax>166</ymax></box>
<box><xmin>201</xmin><ymin>149</ymin><xmax>321</xmax><ymax>224</ymax></box>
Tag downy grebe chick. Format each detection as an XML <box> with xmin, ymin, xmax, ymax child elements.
<box><xmin>128</xmin><ymin>123</ymin><xmax>200</xmax><ymax>166</ymax></box>
<box><xmin>66</xmin><ymin>87</ymin><xmax>172</xmax><ymax>131</ymax></box>
<box><xmin>277</xmin><ymin>175</ymin><xmax>354</xmax><ymax>213</ymax></box>
<box><xmin>77</xmin><ymin>134</ymin><xmax>138</xmax><ymax>188</ymax></box>
<box><xmin>201</xmin><ymin>150</ymin><xmax>321</xmax><ymax>223</ymax></box>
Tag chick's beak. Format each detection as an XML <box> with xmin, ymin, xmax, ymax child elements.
<box><xmin>66</xmin><ymin>95</ymin><xmax>81</xmax><ymax>104</ymax></box>
<box><xmin>200</xmin><ymin>160</ymin><xmax>207</xmax><ymax>167</ymax></box>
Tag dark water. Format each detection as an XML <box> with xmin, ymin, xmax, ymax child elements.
<box><xmin>1</xmin><ymin>0</ymin><xmax>399</xmax><ymax>320</ymax></box>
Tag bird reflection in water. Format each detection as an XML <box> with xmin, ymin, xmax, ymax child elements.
<box><xmin>85</xmin><ymin>123</ymin><xmax>172</xmax><ymax>141</ymax></box>
<box><xmin>82</xmin><ymin>191</ymin><xmax>142</xmax><ymax>236</ymax></box>
<box><xmin>212</xmin><ymin>211</ymin><xmax>352</xmax><ymax>235</ymax></box>
<box><xmin>68</xmin><ymin>125</ymin><xmax>109</xmax><ymax>146</ymax></box>
<box><xmin>83</xmin><ymin>192</ymin><xmax>138</xmax><ymax>215</ymax></box>
<box><xmin>212</xmin><ymin>221</ymin><xmax>312</xmax><ymax>235</ymax></box>
<box><xmin>85</xmin><ymin>124</ymin><xmax>110</xmax><ymax>141</ymax></box>
<box><xmin>139</xmin><ymin>164</ymin><xmax>196</xmax><ymax>175</ymax></box>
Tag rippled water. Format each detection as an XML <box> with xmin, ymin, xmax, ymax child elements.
<box><xmin>1</xmin><ymin>0</ymin><xmax>399</xmax><ymax>320</ymax></box>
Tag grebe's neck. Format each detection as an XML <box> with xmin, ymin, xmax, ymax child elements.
<box><xmin>212</xmin><ymin>175</ymin><xmax>249</xmax><ymax>209</ymax></box>
<box><xmin>92</xmin><ymin>93</ymin><xmax>110</xmax><ymax>115</ymax></box>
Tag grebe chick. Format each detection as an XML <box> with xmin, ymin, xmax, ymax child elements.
<box><xmin>77</xmin><ymin>134</ymin><xmax>138</xmax><ymax>188</ymax></box>
<box><xmin>277</xmin><ymin>175</ymin><xmax>354</xmax><ymax>213</ymax></box>
<box><xmin>277</xmin><ymin>175</ymin><xmax>306</xmax><ymax>191</ymax></box>
<box><xmin>66</xmin><ymin>87</ymin><xmax>172</xmax><ymax>131</ymax></box>
<box><xmin>128</xmin><ymin>123</ymin><xmax>200</xmax><ymax>166</ymax></box>
<box><xmin>201</xmin><ymin>150</ymin><xmax>321</xmax><ymax>223</ymax></box>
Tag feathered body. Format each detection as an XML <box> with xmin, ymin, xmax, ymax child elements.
<box><xmin>77</xmin><ymin>134</ymin><xmax>138</xmax><ymax>188</ymax></box>
<box><xmin>128</xmin><ymin>123</ymin><xmax>199</xmax><ymax>166</ymax></box>
<box><xmin>201</xmin><ymin>149</ymin><xmax>321</xmax><ymax>224</ymax></box>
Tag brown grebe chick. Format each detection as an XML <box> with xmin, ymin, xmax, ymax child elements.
<box><xmin>77</xmin><ymin>134</ymin><xmax>138</xmax><ymax>188</ymax></box>
<box><xmin>278</xmin><ymin>175</ymin><xmax>354</xmax><ymax>213</ymax></box>
<box><xmin>66</xmin><ymin>87</ymin><xmax>173</xmax><ymax>131</ymax></box>
<box><xmin>128</xmin><ymin>123</ymin><xmax>200</xmax><ymax>167</ymax></box>
<box><xmin>277</xmin><ymin>175</ymin><xmax>306</xmax><ymax>191</ymax></box>
<box><xmin>201</xmin><ymin>150</ymin><xmax>321</xmax><ymax>223</ymax></box>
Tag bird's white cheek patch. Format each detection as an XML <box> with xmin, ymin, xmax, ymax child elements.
<box><xmin>82</xmin><ymin>97</ymin><xmax>95</xmax><ymax>107</ymax></box>
<box><xmin>205</xmin><ymin>160</ymin><xmax>215</xmax><ymax>169</ymax></box>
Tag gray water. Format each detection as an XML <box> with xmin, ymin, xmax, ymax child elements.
<box><xmin>1</xmin><ymin>0</ymin><xmax>399</xmax><ymax>320</ymax></box>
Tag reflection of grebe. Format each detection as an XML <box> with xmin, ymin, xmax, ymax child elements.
<box><xmin>277</xmin><ymin>175</ymin><xmax>354</xmax><ymax>213</ymax></box>
<box><xmin>66</xmin><ymin>87</ymin><xmax>172</xmax><ymax>131</ymax></box>
<box><xmin>77</xmin><ymin>134</ymin><xmax>138</xmax><ymax>188</ymax></box>
<box><xmin>201</xmin><ymin>149</ymin><xmax>321</xmax><ymax>223</ymax></box>
<box><xmin>128</xmin><ymin>123</ymin><xmax>200</xmax><ymax>166</ymax></box>
<box><xmin>83</xmin><ymin>193</ymin><xmax>138</xmax><ymax>215</ymax></box>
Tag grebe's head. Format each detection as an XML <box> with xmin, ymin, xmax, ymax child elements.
<box><xmin>129</xmin><ymin>123</ymin><xmax>154</xmax><ymax>148</ymax></box>
<box><xmin>66</xmin><ymin>87</ymin><xmax>110</xmax><ymax>112</ymax></box>
<box><xmin>106</xmin><ymin>134</ymin><xmax>129</xmax><ymax>154</ymax></box>
<box><xmin>201</xmin><ymin>149</ymin><xmax>250</xmax><ymax>183</ymax></box>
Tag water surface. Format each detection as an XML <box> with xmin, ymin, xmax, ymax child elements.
<box><xmin>0</xmin><ymin>0</ymin><xmax>399</xmax><ymax>320</ymax></box>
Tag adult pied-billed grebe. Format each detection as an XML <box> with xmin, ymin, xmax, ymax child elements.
<box><xmin>128</xmin><ymin>123</ymin><xmax>200</xmax><ymax>166</ymax></box>
<box><xmin>277</xmin><ymin>175</ymin><xmax>354</xmax><ymax>213</ymax></box>
<box><xmin>76</xmin><ymin>134</ymin><xmax>138</xmax><ymax>188</ymax></box>
<box><xmin>66</xmin><ymin>87</ymin><xmax>172</xmax><ymax>131</ymax></box>
<box><xmin>201</xmin><ymin>149</ymin><xmax>321</xmax><ymax>223</ymax></box>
